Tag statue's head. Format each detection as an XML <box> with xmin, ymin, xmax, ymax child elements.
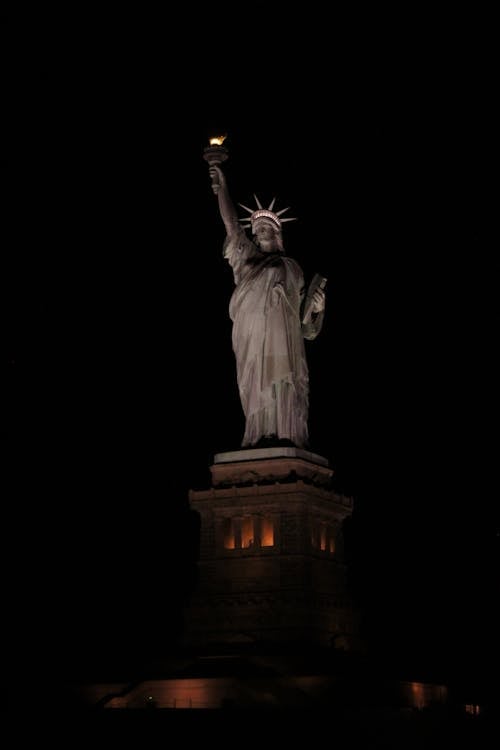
<box><xmin>252</xmin><ymin>218</ymin><xmax>284</xmax><ymax>253</ymax></box>
<box><xmin>238</xmin><ymin>195</ymin><xmax>296</xmax><ymax>254</ymax></box>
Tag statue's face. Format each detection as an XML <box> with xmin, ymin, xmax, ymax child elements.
<box><xmin>253</xmin><ymin>220</ymin><xmax>279</xmax><ymax>253</ymax></box>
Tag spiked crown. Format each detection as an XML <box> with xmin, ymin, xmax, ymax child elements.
<box><xmin>238</xmin><ymin>195</ymin><xmax>297</xmax><ymax>232</ymax></box>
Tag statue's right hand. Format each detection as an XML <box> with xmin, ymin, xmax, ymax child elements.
<box><xmin>209</xmin><ymin>165</ymin><xmax>226</xmax><ymax>195</ymax></box>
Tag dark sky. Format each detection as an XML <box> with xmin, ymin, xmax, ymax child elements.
<box><xmin>4</xmin><ymin>10</ymin><xmax>497</xmax><ymax>692</ymax></box>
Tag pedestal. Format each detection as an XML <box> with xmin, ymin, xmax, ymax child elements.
<box><xmin>184</xmin><ymin>449</ymin><xmax>359</xmax><ymax>650</ymax></box>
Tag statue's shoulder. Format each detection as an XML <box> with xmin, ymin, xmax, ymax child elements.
<box><xmin>282</xmin><ymin>256</ymin><xmax>304</xmax><ymax>276</ymax></box>
<box><xmin>224</xmin><ymin>227</ymin><xmax>255</xmax><ymax>258</ymax></box>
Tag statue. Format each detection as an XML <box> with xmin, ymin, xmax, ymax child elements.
<box><xmin>206</xmin><ymin>143</ymin><xmax>326</xmax><ymax>450</ymax></box>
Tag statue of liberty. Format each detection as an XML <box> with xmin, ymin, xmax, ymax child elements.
<box><xmin>208</xmin><ymin>153</ymin><xmax>326</xmax><ymax>449</ymax></box>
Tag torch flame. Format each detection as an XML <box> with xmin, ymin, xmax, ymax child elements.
<box><xmin>209</xmin><ymin>134</ymin><xmax>227</xmax><ymax>146</ymax></box>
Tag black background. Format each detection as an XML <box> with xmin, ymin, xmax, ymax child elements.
<box><xmin>3</xmin><ymin>8</ymin><xmax>497</xmax><ymax>699</ymax></box>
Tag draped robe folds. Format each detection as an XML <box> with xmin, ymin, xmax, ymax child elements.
<box><xmin>223</xmin><ymin>228</ymin><xmax>321</xmax><ymax>448</ymax></box>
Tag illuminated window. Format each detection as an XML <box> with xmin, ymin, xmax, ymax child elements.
<box><xmin>311</xmin><ymin>521</ymin><xmax>336</xmax><ymax>554</ymax></box>
<box><xmin>261</xmin><ymin>517</ymin><xmax>274</xmax><ymax>547</ymax></box>
<box><xmin>329</xmin><ymin>534</ymin><xmax>336</xmax><ymax>554</ymax></box>
<box><xmin>241</xmin><ymin>517</ymin><xmax>254</xmax><ymax>548</ymax></box>
<box><xmin>320</xmin><ymin>523</ymin><xmax>327</xmax><ymax>551</ymax></box>
<box><xmin>465</xmin><ymin>704</ymin><xmax>481</xmax><ymax>715</ymax></box>
<box><xmin>222</xmin><ymin>515</ymin><xmax>276</xmax><ymax>551</ymax></box>
<box><xmin>223</xmin><ymin>518</ymin><xmax>235</xmax><ymax>549</ymax></box>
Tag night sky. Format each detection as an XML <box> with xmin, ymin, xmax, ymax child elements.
<box><xmin>4</xmin><ymin>9</ymin><xmax>497</xmax><ymax>698</ymax></box>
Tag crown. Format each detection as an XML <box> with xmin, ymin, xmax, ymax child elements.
<box><xmin>238</xmin><ymin>195</ymin><xmax>297</xmax><ymax>231</ymax></box>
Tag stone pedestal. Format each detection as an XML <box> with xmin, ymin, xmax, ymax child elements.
<box><xmin>184</xmin><ymin>449</ymin><xmax>359</xmax><ymax>650</ymax></box>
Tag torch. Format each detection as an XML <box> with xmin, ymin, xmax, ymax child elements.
<box><xmin>203</xmin><ymin>134</ymin><xmax>228</xmax><ymax>192</ymax></box>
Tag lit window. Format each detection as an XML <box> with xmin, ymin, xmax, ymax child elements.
<box><xmin>261</xmin><ymin>517</ymin><xmax>274</xmax><ymax>547</ymax></box>
<box><xmin>329</xmin><ymin>535</ymin><xmax>336</xmax><ymax>554</ymax></box>
<box><xmin>465</xmin><ymin>704</ymin><xmax>481</xmax><ymax>715</ymax></box>
<box><xmin>320</xmin><ymin>523</ymin><xmax>327</xmax><ymax>551</ymax></box>
<box><xmin>241</xmin><ymin>517</ymin><xmax>254</xmax><ymax>548</ymax></box>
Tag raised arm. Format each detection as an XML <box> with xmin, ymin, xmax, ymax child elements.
<box><xmin>209</xmin><ymin>164</ymin><xmax>240</xmax><ymax>238</ymax></box>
